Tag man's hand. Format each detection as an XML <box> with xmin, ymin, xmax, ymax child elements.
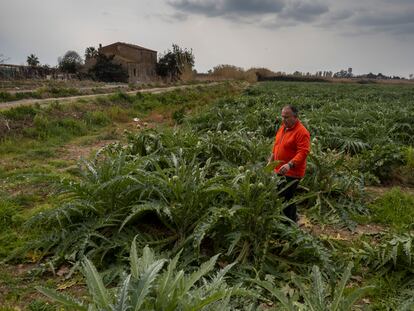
<box><xmin>278</xmin><ymin>163</ymin><xmax>291</xmax><ymax>175</ymax></box>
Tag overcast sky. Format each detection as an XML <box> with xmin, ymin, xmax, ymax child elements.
<box><xmin>1</xmin><ymin>0</ymin><xmax>413</xmax><ymax>77</ymax></box>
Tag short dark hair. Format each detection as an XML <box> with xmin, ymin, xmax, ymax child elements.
<box><xmin>283</xmin><ymin>105</ymin><xmax>299</xmax><ymax>117</ymax></box>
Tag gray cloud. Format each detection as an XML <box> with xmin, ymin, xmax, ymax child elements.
<box><xmin>329</xmin><ymin>10</ymin><xmax>353</xmax><ymax>21</ymax></box>
<box><xmin>169</xmin><ymin>0</ymin><xmax>221</xmax><ymax>17</ymax></box>
<box><xmin>156</xmin><ymin>12</ymin><xmax>190</xmax><ymax>23</ymax></box>
<box><xmin>224</xmin><ymin>0</ymin><xmax>285</xmax><ymax>14</ymax></box>
<box><xmin>354</xmin><ymin>8</ymin><xmax>414</xmax><ymax>28</ymax></box>
<box><xmin>169</xmin><ymin>0</ymin><xmax>285</xmax><ymax>17</ymax></box>
<box><xmin>323</xmin><ymin>4</ymin><xmax>414</xmax><ymax>36</ymax></box>
<box><xmin>279</xmin><ymin>1</ymin><xmax>329</xmax><ymax>22</ymax></box>
<box><xmin>169</xmin><ymin>0</ymin><xmax>330</xmax><ymax>27</ymax></box>
<box><xmin>168</xmin><ymin>0</ymin><xmax>414</xmax><ymax>35</ymax></box>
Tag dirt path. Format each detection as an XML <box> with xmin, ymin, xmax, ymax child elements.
<box><xmin>0</xmin><ymin>82</ymin><xmax>220</xmax><ymax>110</ymax></box>
<box><xmin>299</xmin><ymin>215</ymin><xmax>386</xmax><ymax>241</ymax></box>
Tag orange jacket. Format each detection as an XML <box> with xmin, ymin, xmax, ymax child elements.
<box><xmin>272</xmin><ymin>120</ymin><xmax>310</xmax><ymax>178</ymax></box>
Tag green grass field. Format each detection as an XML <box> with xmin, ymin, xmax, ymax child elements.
<box><xmin>1</xmin><ymin>81</ymin><xmax>414</xmax><ymax>309</ymax></box>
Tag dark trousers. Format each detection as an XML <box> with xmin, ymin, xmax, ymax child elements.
<box><xmin>278</xmin><ymin>176</ymin><xmax>300</xmax><ymax>222</ymax></box>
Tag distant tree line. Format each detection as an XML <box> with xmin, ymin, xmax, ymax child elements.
<box><xmin>258</xmin><ymin>67</ymin><xmax>412</xmax><ymax>82</ymax></box>
<box><xmin>2</xmin><ymin>48</ymin><xmax>413</xmax><ymax>82</ymax></box>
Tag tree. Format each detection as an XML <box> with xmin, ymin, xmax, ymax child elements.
<box><xmin>88</xmin><ymin>53</ymin><xmax>128</xmax><ymax>82</ymax></box>
<box><xmin>85</xmin><ymin>46</ymin><xmax>98</xmax><ymax>60</ymax></box>
<box><xmin>58</xmin><ymin>50</ymin><xmax>83</xmax><ymax>73</ymax></box>
<box><xmin>27</xmin><ymin>54</ymin><xmax>40</xmax><ymax>67</ymax></box>
<box><xmin>156</xmin><ymin>44</ymin><xmax>195</xmax><ymax>81</ymax></box>
<box><xmin>0</xmin><ymin>53</ymin><xmax>9</xmax><ymax>64</ymax></box>
<box><xmin>333</xmin><ymin>69</ymin><xmax>352</xmax><ymax>78</ymax></box>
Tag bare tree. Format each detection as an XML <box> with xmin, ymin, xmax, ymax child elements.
<box><xmin>0</xmin><ymin>53</ymin><xmax>10</xmax><ymax>64</ymax></box>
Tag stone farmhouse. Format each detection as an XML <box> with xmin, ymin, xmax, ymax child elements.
<box><xmin>85</xmin><ymin>42</ymin><xmax>157</xmax><ymax>83</ymax></box>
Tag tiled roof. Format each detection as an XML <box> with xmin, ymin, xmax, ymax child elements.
<box><xmin>104</xmin><ymin>42</ymin><xmax>157</xmax><ymax>53</ymax></box>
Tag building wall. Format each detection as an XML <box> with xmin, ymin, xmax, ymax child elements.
<box><xmin>0</xmin><ymin>64</ymin><xmax>57</xmax><ymax>80</ymax></box>
<box><xmin>99</xmin><ymin>44</ymin><xmax>157</xmax><ymax>83</ymax></box>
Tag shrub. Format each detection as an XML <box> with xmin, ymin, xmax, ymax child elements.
<box><xmin>360</xmin><ymin>144</ymin><xmax>405</xmax><ymax>184</ymax></box>
<box><xmin>1</xmin><ymin>105</ymin><xmax>37</xmax><ymax>120</ymax></box>
<box><xmin>88</xmin><ymin>53</ymin><xmax>128</xmax><ymax>83</ymax></box>
<box><xmin>24</xmin><ymin>115</ymin><xmax>87</xmax><ymax>139</ymax></box>
<box><xmin>172</xmin><ymin>107</ymin><xmax>186</xmax><ymax>124</ymax></box>
<box><xmin>0</xmin><ymin>91</ymin><xmax>14</xmax><ymax>102</ymax></box>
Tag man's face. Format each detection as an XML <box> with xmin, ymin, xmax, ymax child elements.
<box><xmin>281</xmin><ymin>107</ymin><xmax>297</xmax><ymax>128</ymax></box>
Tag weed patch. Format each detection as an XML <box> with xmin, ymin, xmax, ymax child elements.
<box><xmin>369</xmin><ymin>187</ymin><xmax>414</xmax><ymax>230</ymax></box>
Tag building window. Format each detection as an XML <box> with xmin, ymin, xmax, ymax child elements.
<box><xmin>133</xmin><ymin>68</ymin><xmax>136</xmax><ymax>76</ymax></box>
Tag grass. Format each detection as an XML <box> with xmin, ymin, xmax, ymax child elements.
<box><xmin>0</xmin><ymin>83</ymin><xmax>239</xmax><ymax>144</ymax></box>
<box><xmin>0</xmin><ymin>86</ymin><xmax>82</xmax><ymax>103</ymax></box>
<box><xmin>405</xmin><ymin>146</ymin><xmax>414</xmax><ymax>169</ymax></box>
<box><xmin>0</xmin><ymin>79</ymin><xmax>217</xmax><ymax>103</ymax></box>
<box><xmin>368</xmin><ymin>187</ymin><xmax>414</xmax><ymax>231</ymax></box>
<box><xmin>0</xmin><ymin>263</ymin><xmax>64</xmax><ymax>309</ymax></box>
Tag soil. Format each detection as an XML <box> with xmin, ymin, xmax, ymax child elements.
<box><xmin>57</xmin><ymin>139</ymin><xmax>119</xmax><ymax>162</ymax></box>
<box><xmin>298</xmin><ymin>214</ymin><xmax>386</xmax><ymax>242</ymax></box>
<box><xmin>296</xmin><ymin>185</ymin><xmax>414</xmax><ymax>241</ymax></box>
<box><xmin>144</xmin><ymin>111</ymin><xmax>173</xmax><ymax>126</ymax></box>
<box><xmin>0</xmin><ymin>263</ymin><xmax>87</xmax><ymax>308</ymax></box>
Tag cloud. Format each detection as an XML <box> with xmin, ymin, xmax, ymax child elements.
<box><xmin>167</xmin><ymin>0</ymin><xmax>414</xmax><ymax>35</ymax></box>
<box><xmin>169</xmin><ymin>0</ymin><xmax>330</xmax><ymax>27</ymax></box>
<box><xmin>279</xmin><ymin>1</ymin><xmax>329</xmax><ymax>22</ymax></box>
<box><xmin>146</xmin><ymin>11</ymin><xmax>190</xmax><ymax>24</ymax></box>
<box><xmin>169</xmin><ymin>0</ymin><xmax>285</xmax><ymax>17</ymax></box>
<box><xmin>354</xmin><ymin>8</ymin><xmax>414</xmax><ymax>34</ymax></box>
<box><xmin>319</xmin><ymin>3</ymin><xmax>414</xmax><ymax>36</ymax></box>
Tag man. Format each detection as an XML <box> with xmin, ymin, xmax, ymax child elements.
<box><xmin>268</xmin><ymin>105</ymin><xmax>310</xmax><ymax>222</ymax></box>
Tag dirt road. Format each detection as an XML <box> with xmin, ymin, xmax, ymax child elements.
<box><xmin>0</xmin><ymin>82</ymin><xmax>219</xmax><ymax>110</ymax></box>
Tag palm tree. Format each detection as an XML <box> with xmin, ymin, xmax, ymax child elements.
<box><xmin>27</xmin><ymin>54</ymin><xmax>40</xmax><ymax>67</ymax></box>
<box><xmin>85</xmin><ymin>46</ymin><xmax>98</xmax><ymax>60</ymax></box>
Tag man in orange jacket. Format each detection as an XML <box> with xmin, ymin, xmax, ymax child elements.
<box><xmin>268</xmin><ymin>105</ymin><xmax>310</xmax><ymax>222</ymax></box>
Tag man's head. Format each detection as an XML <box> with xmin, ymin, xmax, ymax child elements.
<box><xmin>281</xmin><ymin>105</ymin><xmax>298</xmax><ymax>128</ymax></box>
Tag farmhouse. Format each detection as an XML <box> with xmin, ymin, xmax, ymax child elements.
<box><xmin>86</xmin><ymin>42</ymin><xmax>157</xmax><ymax>83</ymax></box>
